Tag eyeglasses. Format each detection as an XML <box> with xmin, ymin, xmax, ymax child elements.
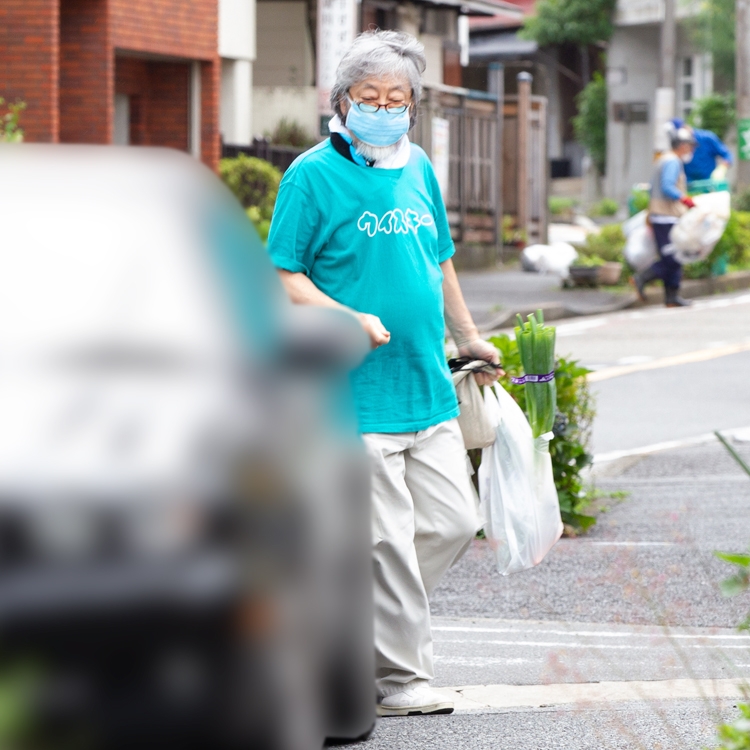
<box><xmin>350</xmin><ymin>99</ymin><xmax>409</xmax><ymax>115</ymax></box>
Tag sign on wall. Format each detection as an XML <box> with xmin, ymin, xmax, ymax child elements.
<box><xmin>317</xmin><ymin>0</ymin><xmax>358</xmax><ymax>135</ymax></box>
<box><xmin>431</xmin><ymin>117</ymin><xmax>450</xmax><ymax>198</ymax></box>
<box><xmin>739</xmin><ymin>119</ymin><xmax>750</xmax><ymax>161</ymax></box>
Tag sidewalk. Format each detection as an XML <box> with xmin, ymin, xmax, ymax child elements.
<box><xmin>459</xmin><ymin>266</ymin><xmax>750</xmax><ymax>332</ymax></box>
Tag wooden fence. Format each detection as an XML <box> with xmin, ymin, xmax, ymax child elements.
<box><xmin>413</xmin><ymin>80</ymin><xmax>548</xmax><ymax>263</ymax></box>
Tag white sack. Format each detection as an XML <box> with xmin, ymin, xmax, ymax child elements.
<box><xmin>670</xmin><ymin>191</ymin><xmax>731</xmax><ymax>265</ymax></box>
<box><xmin>520</xmin><ymin>243</ymin><xmax>578</xmax><ymax>278</ymax></box>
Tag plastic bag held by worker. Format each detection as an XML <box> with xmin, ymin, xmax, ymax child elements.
<box><xmin>622</xmin><ymin>211</ymin><xmax>658</xmax><ymax>271</ymax></box>
<box><xmin>478</xmin><ymin>383</ymin><xmax>563</xmax><ymax>576</ymax></box>
<box><xmin>670</xmin><ymin>191</ymin><xmax>731</xmax><ymax>265</ymax></box>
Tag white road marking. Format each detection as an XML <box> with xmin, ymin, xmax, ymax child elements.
<box><xmin>432</xmin><ymin>625</ymin><xmax>750</xmax><ymax>642</ymax></box>
<box><xmin>583</xmin><ymin>541</ymin><xmax>676</xmax><ymax>547</ymax></box>
<box><xmin>436</xmin><ymin>639</ymin><xmax>750</xmax><ymax>650</ymax></box>
<box><xmin>592</xmin><ymin>425</ymin><xmax>750</xmax><ymax>463</ymax></box>
<box><xmin>433</xmin><ymin>678</ymin><xmax>750</xmax><ymax>712</ymax></box>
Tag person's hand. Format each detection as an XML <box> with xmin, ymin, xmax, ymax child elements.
<box><xmin>680</xmin><ymin>196</ymin><xmax>696</xmax><ymax>209</ymax></box>
<box><xmin>356</xmin><ymin>312</ymin><xmax>391</xmax><ymax>349</ymax></box>
<box><xmin>457</xmin><ymin>338</ymin><xmax>503</xmax><ymax>386</ymax></box>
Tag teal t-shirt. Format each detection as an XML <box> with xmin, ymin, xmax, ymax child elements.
<box><xmin>266</xmin><ymin>139</ymin><xmax>459</xmax><ymax>433</ymax></box>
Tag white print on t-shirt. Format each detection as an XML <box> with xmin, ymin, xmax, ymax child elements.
<box><xmin>357</xmin><ymin>209</ymin><xmax>435</xmax><ymax>238</ymax></box>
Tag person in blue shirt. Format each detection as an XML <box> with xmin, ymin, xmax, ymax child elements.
<box><xmin>670</xmin><ymin>117</ymin><xmax>732</xmax><ymax>184</ymax></box>
<box><xmin>267</xmin><ymin>30</ymin><xmax>501</xmax><ymax>718</ymax></box>
<box><xmin>634</xmin><ymin>127</ymin><xmax>696</xmax><ymax>306</ymax></box>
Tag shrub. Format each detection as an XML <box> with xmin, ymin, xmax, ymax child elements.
<box><xmin>708</xmin><ymin>546</ymin><xmax>750</xmax><ymax>749</ymax></box>
<box><xmin>684</xmin><ymin>210</ymin><xmax>750</xmax><ymax>279</ymax></box>
<box><xmin>572</xmin><ymin>72</ymin><xmax>607</xmax><ymax>175</ymax></box>
<box><xmin>687</xmin><ymin>92</ymin><xmax>735</xmax><ymax>140</ymax></box>
<box><xmin>219</xmin><ymin>155</ymin><xmax>282</xmax><ymax>241</ymax></box>
<box><xmin>589</xmin><ymin>198</ymin><xmax>619</xmax><ymax>217</ymax></box>
<box><xmin>548</xmin><ymin>196</ymin><xmax>577</xmax><ymax>216</ymax></box>
<box><xmin>487</xmin><ymin>334</ymin><xmax>596</xmax><ymax>531</ymax></box>
<box><xmin>0</xmin><ymin>97</ymin><xmax>25</xmax><ymax>142</ymax></box>
<box><xmin>269</xmin><ymin>118</ymin><xmax>315</xmax><ymax>149</ymax></box>
<box><xmin>579</xmin><ymin>223</ymin><xmax>626</xmax><ymax>263</ymax></box>
<box><xmin>629</xmin><ymin>188</ymin><xmax>650</xmax><ymax>215</ymax></box>
<box><xmin>734</xmin><ymin>188</ymin><xmax>750</xmax><ymax>212</ymax></box>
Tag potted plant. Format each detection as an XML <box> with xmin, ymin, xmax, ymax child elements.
<box><xmin>569</xmin><ymin>255</ymin><xmax>604</xmax><ymax>286</ymax></box>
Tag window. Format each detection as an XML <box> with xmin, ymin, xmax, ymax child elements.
<box><xmin>678</xmin><ymin>54</ymin><xmax>712</xmax><ymax>120</ymax></box>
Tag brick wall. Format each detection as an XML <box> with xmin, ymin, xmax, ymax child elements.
<box><xmin>147</xmin><ymin>62</ymin><xmax>190</xmax><ymax>152</ymax></box>
<box><xmin>116</xmin><ymin>56</ymin><xmax>217</xmax><ymax>160</ymax></box>
<box><xmin>59</xmin><ymin>0</ymin><xmax>113</xmax><ymax>143</ymax></box>
<box><xmin>200</xmin><ymin>59</ymin><xmax>221</xmax><ymax>168</ymax></box>
<box><xmin>111</xmin><ymin>0</ymin><xmax>217</xmax><ymax>61</ymax></box>
<box><xmin>0</xmin><ymin>0</ymin><xmax>59</xmax><ymax>142</ymax></box>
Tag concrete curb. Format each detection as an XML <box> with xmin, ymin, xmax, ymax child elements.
<box><xmin>479</xmin><ymin>270</ymin><xmax>750</xmax><ymax>333</ymax></box>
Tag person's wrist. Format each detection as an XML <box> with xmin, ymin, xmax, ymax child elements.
<box><xmin>454</xmin><ymin>330</ymin><xmax>481</xmax><ymax>350</ymax></box>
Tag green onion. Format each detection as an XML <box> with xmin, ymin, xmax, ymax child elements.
<box><xmin>514</xmin><ymin>309</ymin><xmax>557</xmax><ymax>438</ymax></box>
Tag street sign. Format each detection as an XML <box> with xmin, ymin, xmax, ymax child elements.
<box><xmin>739</xmin><ymin>119</ymin><xmax>750</xmax><ymax>161</ymax></box>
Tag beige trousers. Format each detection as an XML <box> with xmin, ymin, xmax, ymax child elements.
<box><xmin>362</xmin><ymin>418</ymin><xmax>480</xmax><ymax>697</ymax></box>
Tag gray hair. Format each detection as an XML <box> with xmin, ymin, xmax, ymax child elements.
<box><xmin>330</xmin><ymin>31</ymin><xmax>426</xmax><ymax>118</ymax></box>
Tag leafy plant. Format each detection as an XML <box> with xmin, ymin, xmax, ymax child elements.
<box><xmin>589</xmin><ymin>198</ymin><xmax>619</xmax><ymax>217</ymax></box>
<box><xmin>572</xmin><ymin>73</ymin><xmax>608</xmax><ymax>175</ymax></box>
<box><xmin>707</xmin><ymin>547</ymin><xmax>750</xmax><ymax>749</ymax></box>
<box><xmin>734</xmin><ymin>190</ymin><xmax>750</xmax><ymax>213</ymax></box>
<box><xmin>268</xmin><ymin>118</ymin><xmax>315</xmax><ymax>149</ymax></box>
<box><xmin>502</xmin><ymin>214</ymin><xmax>527</xmax><ymax>246</ymax></box>
<box><xmin>572</xmin><ymin>254</ymin><xmax>605</xmax><ymax>267</ymax></box>
<box><xmin>629</xmin><ymin>188</ymin><xmax>650</xmax><ymax>215</ymax></box>
<box><xmin>683</xmin><ymin>211</ymin><xmax>750</xmax><ymax>279</ymax></box>
<box><xmin>219</xmin><ymin>155</ymin><xmax>282</xmax><ymax>243</ymax></box>
<box><xmin>520</xmin><ymin>0</ymin><xmax>616</xmax><ymax>48</ymax></box>
<box><xmin>579</xmin><ymin>223</ymin><xmax>626</xmax><ymax>263</ymax></box>
<box><xmin>687</xmin><ymin>93</ymin><xmax>736</xmax><ymax>140</ymax></box>
<box><xmin>0</xmin><ymin>97</ymin><xmax>25</xmax><ymax>142</ymax></box>
<box><xmin>488</xmin><ymin>334</ymin><xmax>596</xmax><ymax>530</ymax></box>
<box><xmin>549</xmin><ymin>196</ymin><xmax>578</xmax><ymax>216</ymax></box>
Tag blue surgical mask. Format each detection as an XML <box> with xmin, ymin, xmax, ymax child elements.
<box><xmin>344</xmin><ymin>97</ymin><xmax>411</xmax><ymax>147</ymax></box>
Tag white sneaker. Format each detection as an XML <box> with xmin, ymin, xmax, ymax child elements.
<box><xmin>377</xmin><ymin>685</ymin><xmax>454</xmax><ymax>717</ymax></box>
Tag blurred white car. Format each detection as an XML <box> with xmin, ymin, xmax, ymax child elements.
<box><xmin>0</xmin><ymin>145</ymin><xmax>374</xmax><ymax>750</ymax></box>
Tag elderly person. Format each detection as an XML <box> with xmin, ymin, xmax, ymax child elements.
<box><xmin>266</xmin><ymin>30</ymin><xmax>500</xmax><ymax>716</ymax></box>
<box><xmin>635</xmin><ymin>126</ymin><xmax>697</xmax><ymax>307</ymax></box>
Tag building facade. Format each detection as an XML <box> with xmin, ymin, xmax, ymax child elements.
<box><xmin>605</xmin><ymin>0</ymin><xmax>715</xmax><ymax>201</ymax></box>
<box><xmin>1</xmin><ymin>0</ymin><xmax>223</xmax><ymax>167</ymax></box>
<box><xmin>250</xmin><ymin>0</ymin><xmax>514</xmax><ymax>144</ymax></box>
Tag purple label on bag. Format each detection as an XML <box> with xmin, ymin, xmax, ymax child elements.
<box><xmin>511</xmin><ymin>371</ymin><xmax>555</xmax><ymax>385</ymax></box>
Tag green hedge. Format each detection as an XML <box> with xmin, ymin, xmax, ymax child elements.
<box><xmin>219</xmin><ymin>154</ymin><xmax>282</xmax><ymax>242</ymax></box>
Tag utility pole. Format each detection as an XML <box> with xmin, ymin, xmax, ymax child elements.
<box><xmin>737</xmin><ymin>0</ymin><xmax>750</xmax><ymax>189</ymax></box>
<box><xmin>654</xmin><ymin>0</ymin><xmax>676</xmax><ymax>155</ymax></box>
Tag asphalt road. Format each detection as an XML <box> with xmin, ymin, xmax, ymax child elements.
<box><xmin>343</xmin><ymin>291</ymin><xmax>750</xmax><ymax>750</ymax></box>
<box><xmin>532</xmin><ymin>292</ymin><xmax>750</xmax><ymax>454</ymax></box>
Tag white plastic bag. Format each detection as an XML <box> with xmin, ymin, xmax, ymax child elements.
<box><xmin>623</xmin><ymin>211</ymin><xmax>658</xmax><ymax>271</ymax></box>
<box><xmin>478</xmin><ymin>384</ymin><xmax>563</xmax><ymax>576</ymax></box>
<box><xmin>670</xmin><ymin>191</ymin><xmax>731</xmax><ymax>265</ymax></box>
<box><xmin>520</xmin><ymin>243</ymin><xmax>579</xmax><ymax>279</ymax></box>
<box><xmin>452</xmin><ymin>361</ymin><xmax>496</xmax><ymax>450</ymax></box>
